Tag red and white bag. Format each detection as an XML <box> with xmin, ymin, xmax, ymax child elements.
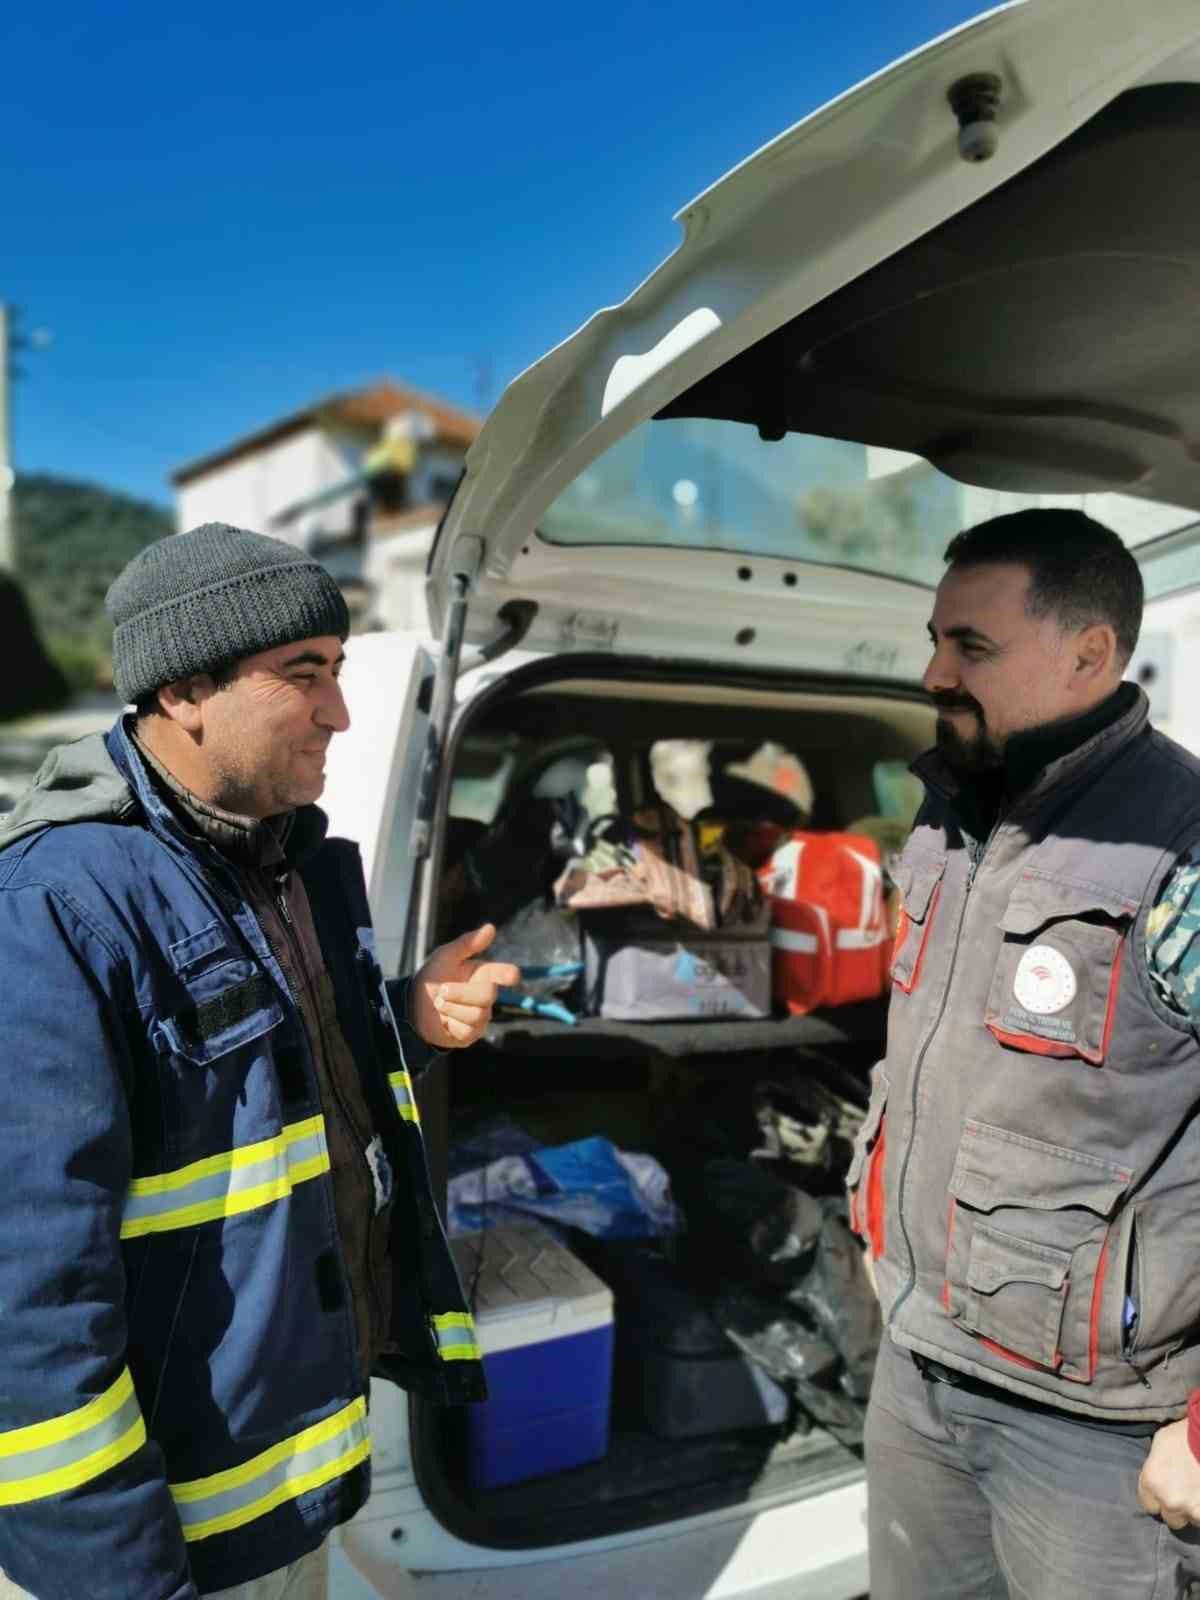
<box><xmin>758</xmin><ymin>832</ymin><xmax>889</xmax><ymax>1014</ymax></box>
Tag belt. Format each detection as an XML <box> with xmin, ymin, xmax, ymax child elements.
<box><xmin>909</xmin><ymin>1351</ymin><xmax>1159</xmax><ymax>1435</ymax></box>
<box><xmin>911</xmin><ymin>1351</ymin><xmax>993</xmax><ymax>1394</ymax></box>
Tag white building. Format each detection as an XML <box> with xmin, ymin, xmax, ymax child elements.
<box><xmin>171</xmin><ymin>382</ymin><xmax>480</xmax><ymax>634</ymax></box>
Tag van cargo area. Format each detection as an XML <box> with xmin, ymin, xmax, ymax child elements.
<box><xmin>410</xmin><ymin>658</ymin><xmax>934</xmax><ymax>1551</ymax></box>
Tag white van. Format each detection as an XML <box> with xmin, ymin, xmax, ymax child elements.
<box><xmin>322</xmin><ymin>2</ymin><xmax>1200</xmax><ymax>1594</ymax></box>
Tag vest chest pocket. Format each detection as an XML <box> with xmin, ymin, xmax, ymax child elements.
<box><xmin>891</xmin><ymin>853</ymin><xmax>945</xmax><ymax>994</ymax></box>
<box><xmin>944</xmin><ymin>1120</ymin><xmax>1132</xmax><ymax>1380</ymax></box>
<box><xmin>985</xmin><ymin>876</ymin><xmax>1135</xmax><ymax>1066</ymax></box>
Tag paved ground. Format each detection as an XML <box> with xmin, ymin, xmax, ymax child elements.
<box><xmin>0</xmin><ymin>693</ymin><xmax>122</xmax><ymax>814</ymax></box>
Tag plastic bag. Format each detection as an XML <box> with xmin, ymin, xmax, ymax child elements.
<box><xmin>446</xmin><ymin>1114</ymin><xmax>542</xmax><ymax>1181</ymax></box>
<box><xmin>447</xmin><ymin>1135</ymin><xmax>681</xmax><ymax>1240</ymax></box>
<box><xmin>784</xmin><ymin>1198</ymin><xmax>882</xmax><ymax>1400</ymax></box>
<box><xmin>714</xmin><ymin>1287</ymin><xmax>839</xmax><ymax>1386</ymax></box>
<box><xmin>487</xmin><ymin>900</ymin><xmax>582</xmax><ymax>999</ymax></box>
<box><xmin>700</xmin><ymin>1158</ymin><xmax>825</xmax><ymax>1290</ymax></box>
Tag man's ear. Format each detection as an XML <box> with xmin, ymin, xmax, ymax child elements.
<box><xmin>1073</xmin><ymin>622</ymin><xmax>1119</xmax><ymax>685</ymax></box>
<box><xmin>156</xmin><ymin>675</ymin><xmax>213</xmax><ymax>732</ymax></box>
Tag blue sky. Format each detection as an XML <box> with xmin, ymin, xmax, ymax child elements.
<box><xmin>3</xmin><ymin>0</ymin><xmax>996</xmax><ymax>508</ymax></box>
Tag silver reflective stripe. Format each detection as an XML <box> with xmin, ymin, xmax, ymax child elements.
<box><xmin>388</xmin><ymin>1069</ymin><xmax>420</xmax><ymax>1125</ymax></box>
<box><xmin>769</xmin><ymin>927</ymin><xmax>819</xmax><ymax>954</ymax></box>
<box><xmin>121</xmin><ymin>1117</ymin><xmax>330</xmax><ymax>1239</ymax></box>
<box><xmin>0</xmin><ymin>1368</ymin><xmax>146</xmax><ymax>1506</ymax></box>
<box><xmin>432</xmin><ymin>1312</ymin><xmax>480</xmax><ymax>1363</ymax></box>
<box><xmin>170</xmin><ymin>1397</ymin><xmax>370</xmax><ymax>1544</ymax></box>
<box><xmin>836</xmin><ymin>928</ymin><xmax>887</xmax><ymax>950</ymax></box>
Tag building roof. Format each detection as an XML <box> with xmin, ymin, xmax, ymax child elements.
<box><xmin>171</xmin><ymin>381</ymin><xmax>481</xmax><ymax>487</ymax></box>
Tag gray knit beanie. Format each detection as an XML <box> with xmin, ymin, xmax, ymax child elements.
<box><xmin>106</xmin><ymin>522</ymin><xmax>351</xmax><ymax>705</ymax></box>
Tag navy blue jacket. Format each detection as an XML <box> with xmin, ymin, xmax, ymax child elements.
<box><xmin>0</xmin><ymin>720</ymin><xmax>483</xmax><ymax>1599</ymax></box>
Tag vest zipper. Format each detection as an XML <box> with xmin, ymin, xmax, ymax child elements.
<box><xmin>888</xmin><ymin>822</ymin><xmax>996</xmax><ymax>1332</ymax></box>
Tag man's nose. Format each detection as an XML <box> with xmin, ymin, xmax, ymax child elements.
<box><xmin>922</xmin><ymin>644</ymin><xmax>959</xmax><ymax>697</ymax></box>
<box><xmin>316</xmin><ymin>678</ymin><xmax>351</xmax><ymax>733</ymax></box>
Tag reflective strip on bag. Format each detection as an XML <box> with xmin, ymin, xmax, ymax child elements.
<box><xmin>121</xmin><ymin>1116</ymin><xmax>331</xmax><ymax>1239</ymax></box>
<box><xmin>388</xmin><ymin>1069</ymin><xmax>421</xmax><ymax>1125</ymax></box>
<box><xmin>432</xmin><ymin>1311</ymin><xmax>481</xmax><ymax>1363</ymax></box>
<box><xmin>0</xmin><ymin>1367</ymin><xmax>146</xmax><ymax>1506</ymax></box>
<box><xmin>170</xmin><ymin>1396</ymin><xmax>370</xmax><ymax>1543</ymax></box>
<box><xmin>769</xmin><ymin>927</ymin><xmax>819</xmax><ymax>954</ymax></box>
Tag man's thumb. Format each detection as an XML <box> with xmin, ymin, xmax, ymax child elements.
<box><xmin>456</xmin><ymin>923</ymin><xmax>497</xmax><ymax>960</ymax></box>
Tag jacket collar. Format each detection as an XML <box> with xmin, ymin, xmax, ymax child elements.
<box><xmin>914</xmin><ymin>683</ymin><xmax>1148</xmax><ymax>838</ymax></box>
<box><xmin>107</xmin><ymin>716</ymin><xmax>328</xmax><ymax>869</ymax></box>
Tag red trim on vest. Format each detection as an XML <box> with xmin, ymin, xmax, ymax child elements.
<box><xmin>1099</xmin><ymin>939</ymin><xmax>1124</xmax><ymax>1060</ymax></box>
<box><xmin>977</xmin><ymin>1334</ymin><xmax>1063</xmax><ymax>1375</ymax></box>
<box><xmin>892</xmin><ymin>883</ymin><xmax>940</xmax><ymax>996</ymax></box>
<box><xmin>985</xmin><ymin>1025</ymin><xmax>1080</xmax><ymax>1059</ymax></box>
<box><xmin>1088</xmin><ymin>1231</ymin><xmax>1113</xmax><ymax>1380</ymax></box>
<box><xmin>942</xmin><ymin>1200</ymin><xmax>956</xmax><ymax>1313</ymax></box>
<box><xmin>865</xmin><ymin>1119</ymin><xmax>887</xmax><ymax>1259</ymax></box>
<box><xmin>1188</xmin><ymin>1390</ymin><xmax>1200</xmax><ymax>1462</ymax></box>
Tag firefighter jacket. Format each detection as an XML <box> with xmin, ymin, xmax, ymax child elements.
<box><xmin>0</xmin><ymin>719</ymin><xmax>484</xmax><ymax>1599</ymax></box>
<box><xmin>850</xmin><ymin>688</ymin><xmax>1200</xmax><ymax>1423</ymax></box>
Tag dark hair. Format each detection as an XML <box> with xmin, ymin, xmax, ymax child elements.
<box><xmin>131</xmin><ymin>657</ymin><xmax>241</xmax><ymax>719</ymax></box>
<box><xmin>943</xmin><ymin>509</ymin><xmax>1143</xmax><ymax>666</ymax></box>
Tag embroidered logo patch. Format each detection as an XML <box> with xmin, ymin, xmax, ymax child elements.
<box><xmin>1012</xmin><ymin>945</ymin><xmax>1077</xmax><ymax>1016</ymax></box>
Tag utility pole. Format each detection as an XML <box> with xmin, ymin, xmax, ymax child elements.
<box><xmin>0</xmin><ymin>305</ymin><xmax>12</xmax><ymax>575</ymax></box>
<box><xmin>0</xmin><ymin>304</ymin><xmax>52</xmax><ymax>576</ymax></box>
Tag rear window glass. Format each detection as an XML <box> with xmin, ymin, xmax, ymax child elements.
<box><xmin>538</xmin><ymin>417</ymin><xmax>1199</xmax><ymax>595</ymax></box>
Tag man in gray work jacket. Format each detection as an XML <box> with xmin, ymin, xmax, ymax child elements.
<box><xmin>0</xmin><ymin>524</ymin><xmax>518</xmax><ymax>1600</ymax></box>
<box><xmin>852</xmin><ymin>509</ymin><xmax>1200</xmax><ymax>1599</ymax></box>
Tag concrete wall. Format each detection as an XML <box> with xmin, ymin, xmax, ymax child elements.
<box><xmin>366</xmin><ymin>523</ymin><xmax>436</xmax><ymax>634</ymax></box>
<box><xmin>176</xmin><ymin>426</ymin><xmax>363</xmax><ymax>545</ymax></box>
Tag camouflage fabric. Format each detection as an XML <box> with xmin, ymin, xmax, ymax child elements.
<box><xmin>1147</xmin><ymin>848</ymin><xmax>1200</xmax><ymax>1018</ymax></box>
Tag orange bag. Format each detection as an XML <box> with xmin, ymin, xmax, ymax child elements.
<box><xmin>758</xmin><ymin>832</ymin><xmax>889</xmax><ymax>1014</ymax></box>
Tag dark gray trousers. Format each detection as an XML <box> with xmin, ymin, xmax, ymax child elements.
<box><xmin>866</xmin><ymin>1335</ymin><xmax>1200</xmax><ymax>1600</ymax></box>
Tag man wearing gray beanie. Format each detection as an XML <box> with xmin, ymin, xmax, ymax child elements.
<box><xmin>0</xmin><ymin>523</ymin><xmax>517</xmax><ymax>1600</ymax></box>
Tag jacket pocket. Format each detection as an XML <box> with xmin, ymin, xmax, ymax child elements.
<box><xmin>159</xmin><ymin>952</ymin><xmax>285</xmax><ymax>1066</ymax></box>
<box><xmin>944</xmin><ymin>1119</ymin><xmax>1132</xmax><ymax>1380</ymax></box>
<box><xmin>984</xmin><ymin>876</ymin><xmax>1134</xmax><ymax>1065</ymax></box>
<box><xmin>847</xmin><ymin>1068</ymin><xmax>888</xmax><ymax>1258</ymax></box>
<box><xmin>891</xmin><ymin>854</ymin><xmax>944</xmax><ymax>994</ymax></box>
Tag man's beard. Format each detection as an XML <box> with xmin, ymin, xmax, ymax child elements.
<box><xmin>933</xmin><ymin>695</ymin><xmax>1004</xmax><ymax>775</ymax></box>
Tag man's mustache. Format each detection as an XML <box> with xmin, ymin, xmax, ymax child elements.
<box><xmin>931</xmin><ymin>693</ymin><xmax>983</xmax><ymax>717</ymax></box>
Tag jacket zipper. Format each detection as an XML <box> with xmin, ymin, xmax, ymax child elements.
<box><xmin>269</xmin><ymin>869</ymin><xmax>390</xmax><ymax>1352</ymax></box>
<box><xmin>888</xmin><ymin>822</ymin><xmax>996</xmax><ymax>1332</ymax></box>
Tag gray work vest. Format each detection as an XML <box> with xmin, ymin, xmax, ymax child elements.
<box><xmin>853</xmin><ymin>690</ymin><xmax>1200</xmax><ymax>1422</ymax></box>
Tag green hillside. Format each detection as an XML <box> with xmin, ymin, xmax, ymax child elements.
<box><xmin>14</xmin><ymin>473</ymin><xmax>174</xmax><ymax>693</ymax></box>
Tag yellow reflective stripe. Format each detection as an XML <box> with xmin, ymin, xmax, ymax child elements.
<box><xmin>121</xmin><ymin>1118</ymin><xmax>330</xmax><ymax>1240</ymax></box>
<box><xmin>432</xmin><ymin>1311</ymin><xmax>481</xmax><ymax>1363</ymax></box>
<box><xmin>388</xmin><ymin>1069</ymin><xmax>421</xmax><ymax>1125</ymax></box>
<box><xmin>178</xmin><ymin>1437</ymin><xmax>371</xmax><ymax>1543</ymax></box>
<box><xmin>171</xmin><ymin>1397</ymin><xmax>367</xmax><ymax>1503</ymax></box>
<box><xmin>170</xmin><ymin>1397</ymin><xmax>370</xmax><ymax>1543</ymax></box>
<box><xmin>0</xmin><ymin>1417</ymin><xmax>147</xmax><ymax>1507</ymax></box>
<box><xmin>127</xmin><ymin>1116</ymin><xmax>324</xmax><ymax>1198</ymax></box>
<box><xmin>0</xmin><ymin>1369</ymin><xmax>147</xmax><ymax>1506</ymax></box>
<box><xmin>0</xmin><ymin>1368</ymin><xmax>133</xmax><ymax>1458</ymax></box>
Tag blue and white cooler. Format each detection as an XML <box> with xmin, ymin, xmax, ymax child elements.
<box><xmin>450</xmin><ymin>1217</ymin><xmax>615</xmax><ymax>1490</ymax></box>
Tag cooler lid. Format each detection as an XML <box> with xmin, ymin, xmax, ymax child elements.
<box><xmin>451</xmin><ymin>1220</ymin><xmax>613</xmax><ymax>1355</ymax></box>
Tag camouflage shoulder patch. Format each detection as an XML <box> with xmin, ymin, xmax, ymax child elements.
<box><xmin>1147</xmin><ymin>848</ymin><xmax>1200</xmax><ymax>1019</ymax></box>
